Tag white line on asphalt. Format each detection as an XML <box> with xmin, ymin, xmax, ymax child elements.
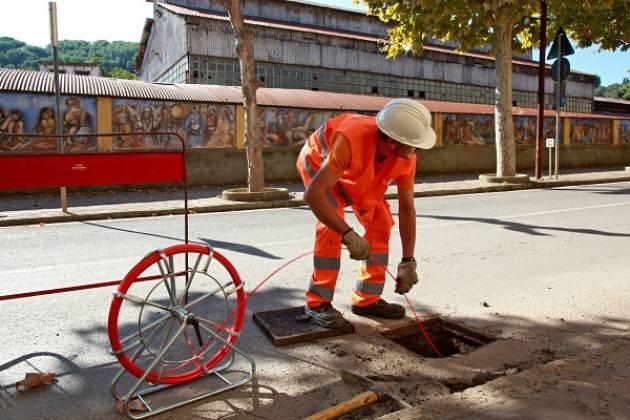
<box><xmin>415</xmin><ymin>200</ymin><xmax>630</xmax><ymax>230</ymax></box>
<box><xmin>0</xmin><ymin>256</ymin><xmax>137</xmax><ymax>276</ymax></box>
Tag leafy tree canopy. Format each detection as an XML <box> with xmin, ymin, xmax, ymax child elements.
<box><xmin>0</xmin><ymin>36</ymin><xmax>138</xmax><ymax>77</ymax></box>
<box><xmin>359</xmin><ymin>1</ymin><xmax>630</xmax><ymax>57</ymax></box>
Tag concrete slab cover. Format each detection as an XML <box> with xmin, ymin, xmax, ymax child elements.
<box><xmin>252</xmin><ymin>306</ymin><xmax>355</xmax><ymax>346</ymax></box>
<box><xmin>379</xmin><ymin>336</ymin><xmax>630</xmax><ymax>419</ymax></box>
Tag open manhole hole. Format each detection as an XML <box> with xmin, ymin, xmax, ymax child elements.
<box><xmin>381</xmin><ymin>317</ymin><xmax>494</xmax><ymax>358</ymax></box>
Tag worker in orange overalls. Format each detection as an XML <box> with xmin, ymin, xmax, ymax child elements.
<box><xmin>296</xmin><ymin>98</ymin><xmax>436</xmax><ymax>328</ymax></box>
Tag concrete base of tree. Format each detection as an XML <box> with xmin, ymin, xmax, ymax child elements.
<box><xmin>478</xmin><ymin>173</ymin><xmax>530</xmax><ymax>184</ymax></box>
<box><xmin>221</xmin><ymin>187</ymin><xmax>290</xmax><ymax>202</ymax></box>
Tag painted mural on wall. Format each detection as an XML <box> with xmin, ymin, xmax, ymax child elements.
<box><xmin>442</xmin><ymin>114</ymin><xmax>495</xmax><ymax>145</ymax></box>
<box><xmin>0</xmin><ymin>93</ymin><xmax>96</xmax><ymax>152</ymax></box>
<box><xmin>111</xmin><ymin>100</ymin><xmax>236</xmax><ymax>149</ymax></box>
<box><xmin>258</xmin><ymin>107</ymin><xmax>347</xmax><ymax>147</ymax></box>
<box><xmin>513</xmin><ymin>116</ymin><xmax>557</xmax><ymax>145</ymax></box>
<box><xmin>513</xmin><ymin>116</ymin><xmax>537</xmax><ymax>145</ymax></box>
<box><xmin>618</xmin><ymin>120</ymin><xmax>630</xmax><ymax>144</ymax></box>
<box><xmin>514</xmin><ymin>117</ymin><xmax>557</xmax><ymax>145</ymax></box>
<box><xmin>569</xmin><ymin>118</ymin><xmax>612</xmax><ymax>145</ymax></box>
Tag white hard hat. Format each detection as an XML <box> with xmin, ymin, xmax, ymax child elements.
<box><xmin>376</xmin><ymin>98</ymin><xmax>436</xmax><ymax>149</ymax></box>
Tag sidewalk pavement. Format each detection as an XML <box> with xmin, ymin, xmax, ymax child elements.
<box><xmin>1</xmin><ymin>167</ymin><xmax>629</xmax><ymax>227</ymax></box>
<box><xmin>380</xmin><ymin>335</ymin><xmax>630</xmax><ymax>419</ymax></box>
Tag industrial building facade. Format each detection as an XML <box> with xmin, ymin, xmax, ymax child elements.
<box><xmin>137</xmin><ymin>0</ymin><xmax>597</xmax><ymax>114</ymax></box>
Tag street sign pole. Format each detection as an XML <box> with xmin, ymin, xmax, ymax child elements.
<box><xmin>49</xmin><ymin>1</ymin><xmax>67</xmax><ymax>212</ymax></box>
<box><xmin>546</xmin><ymin>138</ymin><xmax>554</xmax><ymax>178</ymax></box>
<box><xmin>549</xmin><ymin>140</ymin><xmax>552</xmax><ymax>178</ymax></box>
<box><xmin>547</xmin><ymin>27</ymin><xmax>573</xmax><ymax>181</ymax></box>
<box><xmin>554</xmin><ymin>32</ymin><xmax>561</xmax><ymax>180</ymax></box>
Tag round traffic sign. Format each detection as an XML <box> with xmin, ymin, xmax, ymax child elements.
<box><xmin>551</xmin><ymin>58</ymin><xmax>570</xmax><ymax>82</ymax></box>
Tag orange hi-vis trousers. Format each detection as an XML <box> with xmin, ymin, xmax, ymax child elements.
<box><xmin>306</xmin><ymin>187</ymin><xmax>394</xmax><ymax>309</ymax></box>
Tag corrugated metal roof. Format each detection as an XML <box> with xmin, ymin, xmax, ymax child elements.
<box><xmin>0</xmin><ymin>68</ymin><xmax>623</xmax><ymax>119</ymax></box>
<box><xmin>158</xmin><ymin>3</ymin><xmax>562</xmax><ymax>72</ymax></box>
<box><xmin>159</xmin><ymin>3</ymin><xmax>381</xmax><ymax>43</ymax></box>
<box><xmin>284</xmin><ymin>0</ymin><xmax>366</xmax><ymax>15</ymax></box>
<box><xmin>594</xmin><ymin>96</ymin><xmax>630</xmax><ymax>105</ymax></box>
<box><xmin>0</xmin><ymin>68</ymin><xmax>244</xmax><ymax>103</ymax></box>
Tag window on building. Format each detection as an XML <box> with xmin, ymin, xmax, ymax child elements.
<box><xmin>75</xmin><ymin>71</ymin><xmax>90</xmax><ymax>76</ymax></box>
<box><xmin>371</xmin><ymin>86</ymin><xmax>378</xmax><ymax>94</ymax></box>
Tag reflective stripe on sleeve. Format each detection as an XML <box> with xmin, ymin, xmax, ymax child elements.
<box><xmin>301</xmin><ymin>153</ymin><xmax>317</xmax><ymax>178</ymax></box>
<box><xmin>336</xmin><ymin>184</ymin><xmax>353</xmax><ymax>206</ymax></box>
<box><xmin>318</xmin><ymin>123</ymin><xmax>328</xmax><ymax>158</ymax></box>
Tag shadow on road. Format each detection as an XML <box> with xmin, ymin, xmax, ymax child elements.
<box><xmin>2</xmin><ymin>282</ymin><xmax>628</xmax><ymax>419</ymax></box>
<box><xmin>420</xmin><ymin>214</ymin><xmax>630</xmax><ymax>237</ymax></box>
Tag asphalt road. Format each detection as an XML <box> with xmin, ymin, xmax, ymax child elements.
<box><xmin>1</xmin><ymin>181</ymin><xmax>629</xmax><ymax>418</ymax></box>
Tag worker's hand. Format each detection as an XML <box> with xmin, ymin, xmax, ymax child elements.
<box><xmin>341</xmin><ymin>229</ymin><xmax>371</xmax><ymax>260</ymax></box>
<box><xmin>395</xmin><ymin>259</ymin><xmax>418</xmax><ymax>294</ymax></box>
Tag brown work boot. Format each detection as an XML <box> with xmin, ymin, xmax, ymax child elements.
<box><xmin>304</xmin><ymin>303</ymin><xmax>346</xmax><ymax>329</ymax></box>
<box><xmin>352</xmin><ymin>299</ymin><xmax>405</xmax><ymax>319</ymax></box>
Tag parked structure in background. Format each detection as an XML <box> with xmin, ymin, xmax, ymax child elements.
<box><xmin>137</xmin><ymin>0</ymin><xmax>595</xmax><ymax>114</ymax></box>
<box><xmin>38</xmin><ymin>61</ymin><xmax>102</xmax><ymax>77</ymax></box>
<box><xmin>594</xmin><ymin>97</ymin><xmax>630</xmax><ymax>117</ymax></box>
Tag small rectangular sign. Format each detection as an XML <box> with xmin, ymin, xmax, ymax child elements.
<box><xmin>546</xmin><ymin>138</ymin><xmax>555</xmax><ymax>148</ymax></box>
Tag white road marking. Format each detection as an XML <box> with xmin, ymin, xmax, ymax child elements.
<box><xmin>415</xmin><ymin>201</ymin><xmax>630</xmax><ymax>230</ymax></box>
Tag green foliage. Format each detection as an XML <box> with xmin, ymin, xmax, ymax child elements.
<box><xmin>0</xmin><ymin>37</ymin><xmax>47</xmax><ymax>69</ymax></box>
<box><xmin>0</xmin><ymin>36</ymin><xmax>138</xmax><ymax>74</ymax></box>
<box><xmin>596</xmin><ymin>78</ymin><xmax>630</xmax><ymax>101</ymax></box>
<box><xmin>359</xmin><ymin>0</ymin><xmax>540</xmax><ymax>57</ymax></box>
<box><xmin>358</xmin><ymin>1</ymin><xmax>629</xmax><ymax>56</ymax></box>
<box><xmin>105</xmin><ymin>67</ymin><xmax>139</xmax><ymax>80</ymax></box>
<box><xmin>552</xmin><ymin>1</ymin><xmax>630</xmax><ymax>52</ymax></box>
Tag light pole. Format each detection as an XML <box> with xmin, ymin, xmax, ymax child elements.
<box><xmin>49</xmin><ymin>1</ymin><xmax>67</xmax><ymax>212</ymax></box>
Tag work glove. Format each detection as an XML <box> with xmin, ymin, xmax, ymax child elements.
<box><xmin>341</xmin><ymin>229</ymin><xmax>371</xmax><ymax>260</ymax></box>
<box><xmin>395</xmin><ymin>258</ymin><xmax>418</xmax><ymax>294</ymax></box>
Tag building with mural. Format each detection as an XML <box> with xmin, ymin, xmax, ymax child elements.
<box><xmin>136</xmin><ymin>0</ymin><xmax>596</xmax><ymax>114</ymax></box>
<box><xmin>1</xmin><ymin>67</ymin><xmax>629</xmax><ymax>185</ymax></box>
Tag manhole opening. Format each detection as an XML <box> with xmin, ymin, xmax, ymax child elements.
<box><xmin>382</xmin><ymin>318</ymin><xmax>494</xmax><ymax>358</ymax></box>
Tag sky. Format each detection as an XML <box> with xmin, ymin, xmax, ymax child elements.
<box><xmin>1</xmin><ymin>0</ymin><xmax>628</xmax><ymax>86</ymax></box>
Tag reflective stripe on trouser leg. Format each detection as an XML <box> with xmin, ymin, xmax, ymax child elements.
<box><xmin>306</xmin><ymin>191</ymin><xmax>344</xmax><ymax>308</ymax></box>
<box><xmin>352</xmin><ymin>206</ymin><xmax>393</xmax><ymax>307</ymax></box>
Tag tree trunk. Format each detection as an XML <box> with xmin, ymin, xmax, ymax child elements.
<box><xmin>493</xmin><ymin>19</ymin><xmax>516</xmax><ymax>177</ymax></box>
<box><xmin>221</xmin><ymin>0</ymin><xmax>265</xmax><ymax>192</ymax></box>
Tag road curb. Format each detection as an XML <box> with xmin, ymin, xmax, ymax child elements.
<box><xmin>2</xmin><ymin>176</ymin><xmax>630</xmax><ymax>227</ymax></box>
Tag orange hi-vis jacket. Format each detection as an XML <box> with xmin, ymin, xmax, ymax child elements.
<box><xmin>296</xmin><ymin>113</ymin><xmax>416</xmax><ymax>221</ymax></box>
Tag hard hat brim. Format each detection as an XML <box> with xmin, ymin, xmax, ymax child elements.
<box><xmin>377</xmin><ymin>121</ymin><xmax>437</xmax><ymax>150</ymax></box>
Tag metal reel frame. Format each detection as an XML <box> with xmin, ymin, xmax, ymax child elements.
<box><xmin>108</xmin><ymin>244</ymin><xmax>255</xmax><ymax>419</ymax></box>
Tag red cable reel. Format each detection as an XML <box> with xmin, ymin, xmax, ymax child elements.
<box><xmin>107</xmin><ymin>244</ymin><xmax>246</xmax><ymax>385</ymax></box>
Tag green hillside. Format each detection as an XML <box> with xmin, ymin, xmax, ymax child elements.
<box><xmin>596</xmin><ymin>77</ymin><xmax>630</xmax><ymax>101</ymax></box>
<box><xmin>0</xmin><ymin>37</ymin><xmax>138</xmax><ymax>78</ymax></box>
